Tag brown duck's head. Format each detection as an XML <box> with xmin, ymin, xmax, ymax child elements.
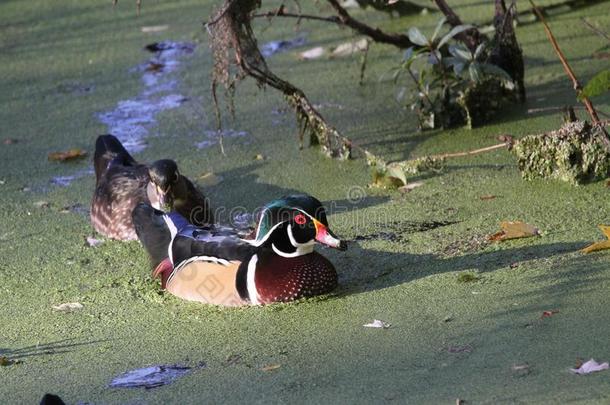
<box><xmin>148</xmin><ymin>159</ymin><xmax>181</xmax><ymax>212</ymax></box>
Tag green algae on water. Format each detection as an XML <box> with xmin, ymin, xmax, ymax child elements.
<box><xmin>513</xmin><ymin>120</ymin><xmax>610</xmax><ymax>185</ymax></box>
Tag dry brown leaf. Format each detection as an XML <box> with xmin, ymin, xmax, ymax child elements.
<box><xmin>261</xmin><ymin>364</ymin><xmax>281</xmax><ymax>372</ymax></box>
<box><xmin>488</xmin><ymin>221</ymin><xmax>539</xmax><ymax>242</ymax></box>
<box><xmin>479</xmin><ymin>195</ymin><xmax>496</xmax><ymax>200</ymax></box>
<box><xmin>146</xmin><ymin>62</ymin><xmax>164</xmax><ymax>72</ymax></box>
<box><xmin>581</xmin><ymin>225</ymin><xmax>610</xmax><ymax>254</ymax></box>
<box><xmin>48</xmin><ymin>149</ymin><xmax>87</xmax><ymax>162</ymax></box>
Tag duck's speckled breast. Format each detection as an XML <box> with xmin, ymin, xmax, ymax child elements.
<box><xmin>254</xmin><ymin>251</ymin><xmax>338</xmax><ymax>304</ymax></box>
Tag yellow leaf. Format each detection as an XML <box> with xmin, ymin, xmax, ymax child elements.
<box><xmin>581</xmin><ymin>225</ymin><xmax>610</xmax><ymax>254</ymax></box>
<box><xmin>48</xmin><ymin>148</ymin><xmax>87</xmax><ymax>162</ymax></box>
<box><xmin>488</xmin><ymin>221</ymin><xmax>539</xmax><ymax>242</ymax></box>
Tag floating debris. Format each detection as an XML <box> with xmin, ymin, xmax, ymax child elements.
<box><xmin>85</xmin><ymin>236</ymin><xmax>104</xmax><ymax>248</ymax></box>
<box><xmin>109</xmin><ymin>364</ymin><xmax>198</xmax><ymax>388</ymax></box>
<box><xmin>141</xmin><ymin>25</ymin><xmax>169</xmax><ymax>33</ymax></box>
<box><xmin>52</xmin><ymin>302</ymin><xmax>84</xmax><ymax>312</ymax></box>
<box><xmin>48</xmin><ymin>149</ymin><xmax>87</xmax><ymax>162</ymax></box>
<box><xmin>363</xmin><ymin>319</ymin><xmax>391</xmax><ymax>329</ymax></box>
<box><xmin>570</xmin><ymin>359</ymin><xmax>609</xmax><ymax>375</ymax></box>
<box><xmin>261</xmin><ymin>36</ymin><xmax>307</xmax><ymax>57</ymax></box>
<box><xmin>488</xmin><ymin>221</ymin><xmax>540</xmax><ymax>242</ymax></box>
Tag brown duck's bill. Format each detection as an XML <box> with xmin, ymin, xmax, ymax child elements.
<box><xmin>314</xmin><ymin>220</ymin><xmax>347</xmax><ymax>251</ymax></box>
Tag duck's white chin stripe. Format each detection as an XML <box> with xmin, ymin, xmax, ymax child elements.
<box><xmin>272</xmin><ymin>243</ymin><xmax>314</xmax><ymax>258</ymax></box>
<box><xmin>247</xmin><ymin>255</ymin><xmax>260</xmax><ymax>305</ymax></box>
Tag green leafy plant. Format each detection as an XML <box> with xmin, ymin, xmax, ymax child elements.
<box><xmin>395</xmin><ymin>18</ymin><xmax>519</xmax><ymax>130</ymax></box>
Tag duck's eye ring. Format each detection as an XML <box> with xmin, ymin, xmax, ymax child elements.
<box><xmin>294</xmin><ymin>214</ymin><xmax>307</xmax><ymax>225</ymax></box>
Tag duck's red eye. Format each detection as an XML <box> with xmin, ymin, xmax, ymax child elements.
<box><xmin>294</xmin><ymin>214</ymin><xmax>307</xmax><ymax>225</ymax></box>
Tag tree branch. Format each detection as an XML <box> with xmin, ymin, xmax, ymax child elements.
<box><xmin>529</xmin><ymin>0</ymin><xmax>610</xmax><ymax>144</ymax></box>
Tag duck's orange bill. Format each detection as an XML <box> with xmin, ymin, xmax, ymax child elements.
<box><xmin>313</xmin><ymin>219</ymin><xmax>347</xmax><ymax>251</ymax></box>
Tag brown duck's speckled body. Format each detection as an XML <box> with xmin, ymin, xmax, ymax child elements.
<box><xmin>132</xmin><ymin>194</ymin><xmax>347</xmax><ymax>306</ymax></box>
<box><xmin>91</xmin><ymin>134</ymin><xmax>213</xmax><ymax>241</ymax></box>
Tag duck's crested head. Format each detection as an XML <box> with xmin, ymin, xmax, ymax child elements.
<box><xmin>254</xmin><ymin>194</ymin><xmax>347</xmax><ymax>254</ymax></box>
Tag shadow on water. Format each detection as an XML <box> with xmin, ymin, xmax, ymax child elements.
<box><xmin>332</xmin><ymin>233</ymin><xmax>587</xmax><ymax>295</ymax></box>
<box><xmin>0</xmin><ymin>338</ymin><xmax>107</xmax><ymax>362</ymax></box>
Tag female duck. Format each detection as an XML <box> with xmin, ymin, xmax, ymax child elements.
<box><xmin>91</xmin><ymin>134</ymin><xmax>213</xmax><ymax>240</ymax></box>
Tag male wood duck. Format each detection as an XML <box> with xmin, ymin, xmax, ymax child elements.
<box><xmin>91</xmin><ymin>134</ymin><xmax>214</xmax><ymax>241</ymax></box>
<box><xmin>132</xmin><ymin>194</ymin><xmax>347</xmax><ymax>306</ymax></box>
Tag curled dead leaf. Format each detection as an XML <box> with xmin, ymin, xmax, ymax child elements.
<box><xmin>581</xmin><ymin>225</ymin><xmax>610</xmax><ymax>254</ymax></box>
<box><xmin>48</xmin><ymin>149</ymin><xmax>87</xmax><ymax>162</ymax></box>
<box><xmin>479</xmin><ymin>195</ymin><xmax>496</xmax><ymax>200</ymax></box>
<box><xmin>488</xmin><ymin>221</ymin><xmax>539</xmax><ymax>242</ymax></box>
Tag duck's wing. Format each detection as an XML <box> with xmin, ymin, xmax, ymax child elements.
<box><xmin>171</xmin><ymin>225</ymin><xmax>256</xmax><ymax>267</ymax></box>
<box><xmin>93</xmin><ymin>134</ymin><xmax>138</xmax><ymax>184</ymax></box>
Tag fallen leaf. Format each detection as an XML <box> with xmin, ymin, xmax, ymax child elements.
<box><xmin>141</xmin><ymin>25</ymin><xmax>169</xmax><ymax>33</ymax></box>
<box><xmin>398</xmin><ymin>181</ymin><xmax>424</xmax><ymax>193</ymax></box>
<box><xmin>488</xmin><ymin>221</ymin><xmax>539</xmax><ymax>242</ymax></box>
<box><xmin>331</xmin><ymin>38</ymin><xmax>368</xmax><ymax>58</ymax></box>
<box><xmin>52</xmin><ymin>302</ymin><xmax>83</xmax><ymax>312</ymax></box>
<box><xmin>110</xmin><ymin>365</ymin><xmax>194</xmax><ymax>388</ymax></box>
<box><xmin>605</xmin><ymin>179</ymin><xmax>610</xmax><ymax>188</ymax></box>
<box><xmin>479</xmin><ymin>195</ymin><xmax>496</xmax><ymax>200</ymax></box>
<box><xmin>540</xmin><ymin>310</ymin><xmax>559</xmax><ymax>319</ymax></box>
<box><xmin>581</xmin><ymin>225</ymin><xmax>610</xmax><ymax>254</ymax></box>
<box><xmin>86</xmin><ymin>236</ymin><xmax>104</xmax><ymax>248</ymax></box>
<box><xmin>298</xmin><ymin>46</ymin><xmax>326</xmax><ymax>60</ymax></box>
<box><xmin>570</xmin><ymin>359</ymin><xmax>609</xmax><ymax>375</ymax></box>
<box><xmin>593</xmin><ymin>51</ymin><xmax>610</xmax><ymax>60</ymax></box>
<box><xmin>48</xmin><ymin>149</ymin><xmax>87</xmax><ymax>162</ymax></box>
<box><xmin>254</xmin><ymin>154</ymin><xmax>266</xmax><ymax>161</ymax></box>
<box><xmin>34</xmin><ymin>200</ymin><xmax>50</xmax><ymax>208</ymax></box>
<box><xmin>145</xmin><ymin>62</ymin><xmax>164</xmax><ymax>72</ymax></box>
<box><xmin>197</xmin><ymin>172</ymin><xmax>223</xmax><ymax>187</ymax></box>
<box><xmin>363</xmin><ymin>319</ymin><xmax>391</xmax><ymax>329</ymax></box>
<box><xmin>3</xmin><ymin>138</ymin><xmax>17</xmax><ymax>145</ymax></box>
<box><xmin>261</xmin><ymin>364</ymin><xmax>281</xmax><ymax>372</ymax></box>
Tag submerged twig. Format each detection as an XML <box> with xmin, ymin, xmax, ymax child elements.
<box><xmin>529</xmin><ymin>0</ymin><xmax>610</xmax><ymax>145</ymax></box>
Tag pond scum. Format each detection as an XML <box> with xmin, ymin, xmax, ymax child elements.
<box><xmin>514</xmin><ymin>120</ymin><xmax>610</xmax><ymax>185</ymax></box>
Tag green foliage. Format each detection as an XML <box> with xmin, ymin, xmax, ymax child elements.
<box><xmin>457</xmin><ymin>272</ymin><xmax>481</xmax><ymax>283</ymax></box>
<box><xmin>513</xmin><ymin>121</ymin><xmax>610</xmax><ymax>185</ymax></box>
<box><xmin>579</xmin><ymin>69</ymin><xmax>610</xmax><ymax>100</ymax></box>
<box><xmin>395</xmin><ymin>19</ymin><xmax>519</xmax><ymax>130</ymax></box>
